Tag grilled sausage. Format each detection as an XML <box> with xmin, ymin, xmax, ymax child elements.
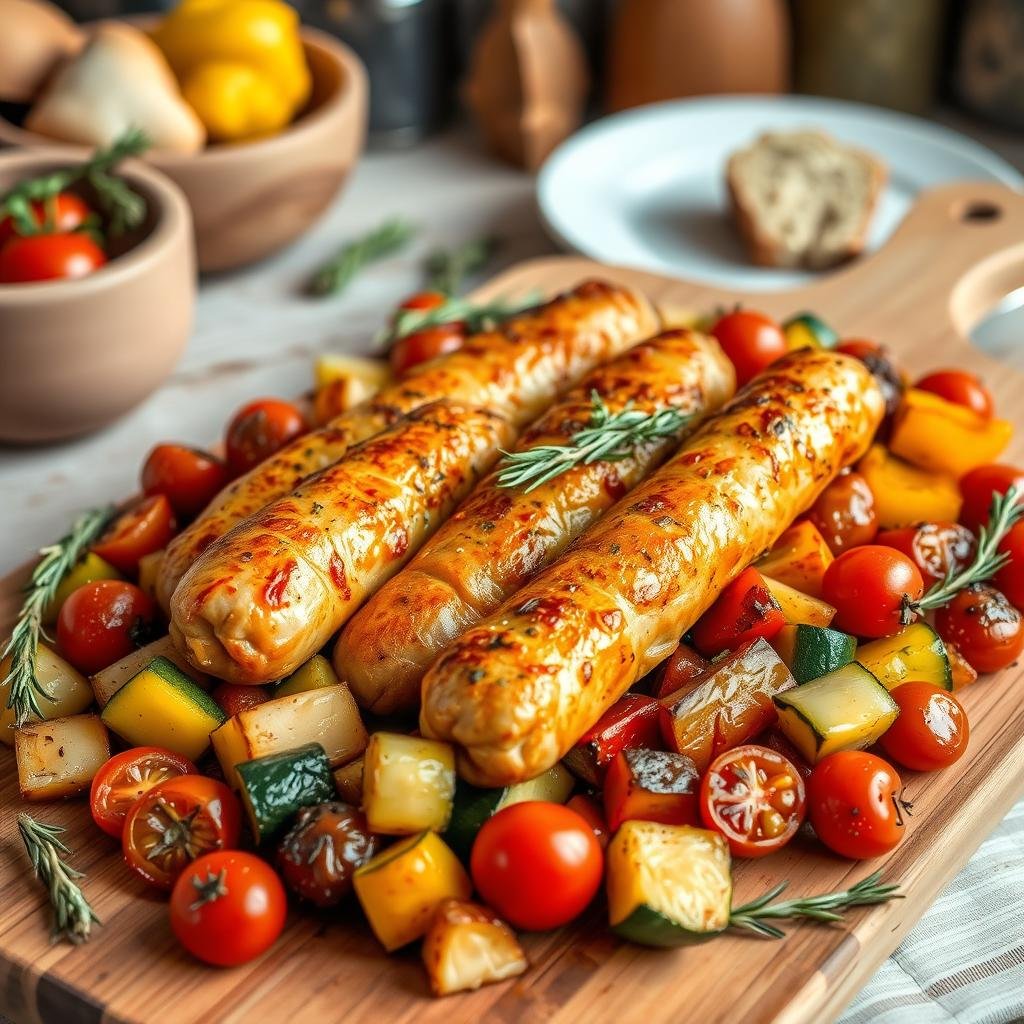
<box><xmin>420</xmin><ymin>350</ymin><xmax>885</xmax><ymax>786</ymax></box>
<box><xmin>155</xmin><ymin>280</ymin><xmax>658</xmax><ymax>611</ymax></box>
<box><xmin>336</xmin><ymin>329</ymin><xmax>736</xmax><ymax>714</ymax></box>
<box><xmin>169</xmin><ymin>402</ymin><xmax>513</xmax><ymax>684</ymax></box>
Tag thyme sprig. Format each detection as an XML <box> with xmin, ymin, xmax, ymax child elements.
<box><xmin>308</xmin><ymin>218</ymin><xmax>416</xmax><ymax>296</ymax></box>
<box><xmin>2</xmin><ymin>507</ymin><xmax>116</xmax><ymax>727</ymax></box>
<box><xmin>901</xmin><ymin>485</ymin><xmax>1023</xmax><ymax>623</ymax></box>
<box><xmin>381</xmin><ymin>291</ymin><xmax>541</xmax><ymax>348</ymax></box>
<box><xmin>0</xmin><ymin>129</ymin><xmax>150</xmax><ymax>237</ymax></box>
<box><xmin>424</xmin><ymin>236</ymin><xmax>498</xmax><ymax>294</ymax></box>
<box><xmin>497</xmin><ymin>392</ymin><xmax>689</xmax><ymax>493</ymax></box>
<box><xmin>18</xmin><ymin>814</ymin><xmax>100</xmax><ymax>945</ymax></box>
<box><xmin>729</xmin><ymin>870</ymin><xmax>902</xmax><ymax>939</ymax></box>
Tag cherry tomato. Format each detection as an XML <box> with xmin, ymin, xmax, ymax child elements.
<box><xmin>395</xmin><ymin>290</ymin><xmax>447</xmax><ymax>313</ymax></box>
<box><xmin>691</xmin><ymin>567</ymin><xmax>786</xmax><ymax>656</ymax></box>
<box><xmin>170</xmin><ymin>850</ymin><xmax>286</xmax><ymax>966</ymax></box>
<box><xmin>807</xmin><ymin>471</ymin><xmax>878</xmax><ymax>555</ymax></box>
<box><xmin>470</xmin><ymin>801</ymin><xmax>603</xmax><ymax>931</ymax></box>
<box><xmin>822</xmin><ymin>546</ymin><xmax>924</xmax><ymax>638</ymax></box>
<box><xmin>699</xmin><ymin>744</ymin><xmax>806</xmax><ymax>858</ymax></box>
<box><xmin>879</xmin><ymin>682</ymin><xmax>970</xmax><ymax>772</ymax></box>
<box><xmin>91</xmin><ymin>495</ymin><xmax>176</xmax><ymax>574</ymax></box>
<box><xmin>141</xmin><ymin>443</ymin><xmax>229</xmax><ymax>520</ymax></box>
<box><xmin>56</xmin><ymin>580</ymin><xmax>158</xmax><ymax>674</ymax></box>
<box><xmin>934</xmin><ymin>583</ymin><xmax>1024</xmax><ymax>674</ymax></box>
<box><xmin>211</xmin><ymin>682</ymin><xmax>270</xmax><ymax>718</ymax></box>
<box><xmin>959</xmin><ymin>464</ymin><xmax>1024</xmax><ymax>532</ymax></box>
<box><xmin>836</xmin><ymin>339</ymin><xmax>882</xmax><ymax>361</ymax></box>
<box><xmin>995</xmin><ymin>521</ymin><xmax>1024</xmax><ymax>610</ymax></box>
<box><xmin>0</xmin><ymin>232</ymin><xmax>106</xmax><ymax>284</ymax></box>
<box><xmin>806</xmin><ymin>751</ymin><xmax>905</xmax><ymax>859</ymax></box>
<box><xmin>654</xmin><ymin>640</ymin><xmax>710</xmax><ymax>699</ymax></box>
<box><xmin>389</xmin><ymin>323</ymin><xmax>467</xmax><ymax>375</ymax></box>
<box><xmin>122</xmin><ymin>775</ymin><xmax>241</xmax><ymax>889</ymax></box>
<box><xmin>89</xmin><ymin>747</ymin><xmax>196</xmax><ymax>838</ymax></box>
<box><xmin>915</xmin><ymin>369</ymin><xmax>994</xmax><ymax>420</ymax></box>
<box><xmin>710</xmin><ymin>310</ymin><xmax>787</xmax><ymax>387</ymax></box>
<box><xmin>225</xmin><ymin>398</ymin><xmax>307</xmax><ymax>476</ymax></box>
<box><xmin>836</xmin><ymin>339</ymin><xmax>904</xmax><ymax>419</ymax></box>
<box><xmin>0</xmin><ymin>192</ymin><xmax>92</xmax><ymax>247</ymax></box>
<box><xmin>875</xmin><ymin>522</ymin><xmax>976</xmax><ymax>587</ymax></box>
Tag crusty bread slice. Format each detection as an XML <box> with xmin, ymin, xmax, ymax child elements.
<box><xmin>726</xmin><ymin>130</ymin><xmax>886</xmax><ymax>270</ymax></box>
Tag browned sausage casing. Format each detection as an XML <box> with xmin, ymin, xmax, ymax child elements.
<box><xmin>155</xmin><ymin>281</ymin><xmax>658</xmax><ymax>611</ymax></box>
<box><xmin>335</xmin><ymin>329</ymin><xmax>736</xmax><ymax>714</ymax></box>
<box><xmin>169</xmin><ymin>402</ymin><xmax>513</xmax><ymax>684</ymax></box>
<box><xmin>420</xmin><ymin>350</ymin><xmax>885</xmax><ymax>786</ymax></box>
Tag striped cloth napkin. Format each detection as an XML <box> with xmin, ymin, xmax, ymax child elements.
<box><xmin>841</xmin><ymin>797</ymin><xmax>1024</xmax><ymax>1022</ymax></box>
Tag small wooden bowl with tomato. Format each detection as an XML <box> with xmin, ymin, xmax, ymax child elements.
<box><xmin>0</xmin><ymin>147</ymin><xmax>195</xmax><ymax>443</ymax></box>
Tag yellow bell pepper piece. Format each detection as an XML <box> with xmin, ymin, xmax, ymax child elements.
<box><xmin>43</xmin><ymin>552</ymin><xmax>121</xmax><ymax>624</ymax></box>
<box><xmin>888</xmin><ymin>388</ymin><xmax>1012</xmax><ymax>478</ymax></box>
<box><xmin>275</xmin><ymin>653</ymin><xmax>339</xmax><ymax>698</ymax></box>
<box><xmin>151</xmin><ymin>0</ymin><xmax>311</xmax><ymax>143</ymax></box>
<box><xmin>354</xmin><ymin>832</ymin><xmax>471</xmax><ymax>952</ymax></box>
<box><xmin>858</xmin><ymin>444</ymin><xmax>961</xmax><ymax>528</ymax></box>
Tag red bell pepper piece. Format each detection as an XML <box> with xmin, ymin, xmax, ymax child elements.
<box><xmin>603</xmin><ymin>748</ymin><xmax>700</xmax><ymax>833</ymax></box>
<box><xmin>690</xmin><ymin>566</ymin><xmax>785</xmax><ymax>657</ymax></box>
<box><xmin>562</xmin><ymin>693</ymin><xmax>662</xmax><ymax>784</ymax></box>
<box><xmin>653</xmin><ymin>641</ymin><xmax>710</xmax><ymax>700</ymax></box>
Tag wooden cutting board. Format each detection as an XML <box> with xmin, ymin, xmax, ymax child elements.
<box><xmin>2</xmin><ymin>181</ymin><xmax>1024</xmax><ymax>1024</ymax></box>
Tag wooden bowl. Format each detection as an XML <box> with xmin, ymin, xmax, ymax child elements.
<box><xmin>0</xmin><ymin>28</ymin><xmax>368</xmax><ymax>272</ymax></box>
<box><xmin>0</xmin><ymin>148</ymin><xmax>195</xmax><ymax>443</ymax></box>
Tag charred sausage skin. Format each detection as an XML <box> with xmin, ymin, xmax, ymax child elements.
<box><xmin>336</xmin><ymin>329</ymin><xmax>736</xmax><ymax>714</ymax></box>
<box><xmin>170</xmin><ymin>402</ymin><xmax>513</xmax><ymax>685</ymax></box>
<box><xmin>156</xmin><ymin>281</ymin><xmax>658</xmax><ymax>611</ymax></box>
<box><xmin>419</xmin><ymin>350</ymin><xmax>885</xmax><ymax>786</ymax></box>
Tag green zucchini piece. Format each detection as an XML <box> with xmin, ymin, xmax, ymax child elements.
<box><xmin>607</xmin><ymin>821</ymin><xmax>732</xmax><ymax>947</ymax></box>
<box><xmin>236</xmin><ymin>742</ymin><xmax>335</xmax><ymax>844</ymax></box>
<box><xmin>773</xmin><ymin>624</ymin><xmax>857</xmax><ymax>684</ymax></box>
<box><xmin>782</xmin><ymin>311</ymin><xmax>839</xmax><ymax>350</ymax></box>
<box><xmin>445</xmin><ymin>763</ymin><xmax>574</xmax><ymax>860</ymax></box>
<box><xmin>773</xmin><ymin>663</ymin><xmax>898</xmax><ymax>764</ymax></box>
<box><xmin>855</xmin><ymin>622</ymin><xmax>953</xmax><ymax>691</ymax></box>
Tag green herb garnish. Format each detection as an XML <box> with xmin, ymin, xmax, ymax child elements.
<box><xmin>424</xmin><ymin>236</ymin><xmax>498</xmax><ymax>294</ymax></box>
<box><xmin>308</xmin><ymin>218</ymin><xmax>416</xmax><ymax>297</ymax></box>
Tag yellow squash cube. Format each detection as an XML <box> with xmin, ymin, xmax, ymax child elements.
<box><xmin>363</xmin><ymin>732</ymin><xmax>456</xmax><ymax>834</ymax></box>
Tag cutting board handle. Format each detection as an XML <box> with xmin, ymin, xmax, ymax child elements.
<box><xmin>800</xmin><ymin>181</ymin><xmax>1024</xmax><ymax>346</ymax></box>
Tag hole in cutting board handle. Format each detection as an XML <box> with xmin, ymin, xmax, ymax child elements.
<box><xmin>956</xmin><ymin>200</ymin><xmax>1003</xmax><ymax>224</ymax></box>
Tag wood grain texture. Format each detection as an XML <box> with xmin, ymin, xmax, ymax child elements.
<box><xmin>2</xmin><ymin>181</ymin><xmax>1024</xmax><ymax>1024</ymax></box>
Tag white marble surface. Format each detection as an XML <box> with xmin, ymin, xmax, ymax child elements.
<box><xmin>1</xmin><ymin>123</ymin><xmax>1023</xmax><ymax>1022</ymax></box>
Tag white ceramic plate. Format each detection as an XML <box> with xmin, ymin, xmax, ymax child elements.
<box><xmin>537</xmin><ymin>95</ymin><xmax>1024</xmax><ymax>292</ymax></box>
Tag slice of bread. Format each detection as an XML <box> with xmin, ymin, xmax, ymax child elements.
<box><xmin>726</xmin><ymin>130</ymin><xmax>886</xmax><ymax>270</ymax></box>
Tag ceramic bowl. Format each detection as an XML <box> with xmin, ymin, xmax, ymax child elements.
<box><xmin>0</xmin><ymin>148</ymin><xmax>195</xmax><ymax>443</ymax></box>
<box><xmin>0</xmin><ymin>28</ymin><xmax>368</xmax><ymax>272</ymax></box>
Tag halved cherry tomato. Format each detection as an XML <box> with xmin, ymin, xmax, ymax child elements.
<box><xmin>91</xmin><ymin>495</ymin><xmax>176</xmax><ymax>574</ymax></box>
<box><xmin>470</xmin><ymin>801</ymin><xmax>603</xmax><ymax>931</ymax></box>
<box><xmin>996</xmin><ymin>521</ymin><xmax>1024</xmax><ymax>610</ymax></box>
<box><xmin>916</xmin><ymin>369</ymin><xmax>994</xmax><ymax>420</ymax></box>
<box><xmin>395</xmin><ymin>290</ymin><xmax>447</xmax><ymax>314</ymax></box>
<box><xmin>122</xmin><ymin>775</ymin><xmax>241</xmax><ymax>889</ymax></box>
<box><xmin>89</xmin><ymin>747</ymin><xmax>196</xmax><ymax>838</ymax></box>
<box><xmin>211</xmin><ymin>682</ymin><xmax>270</xmax><ymax>718</ymax></box>
<box><xmin>806</xmin><ymin>751</ymin><xmax>905</xmax><ymax>859</ymax></box>
<box><xmin>836</xmin><ymin>339</ymin><xmax>904</xmax><ymax>418</ymax></box>
<box><xmin>879</xmin><ymin>682</ymin><xmax>969</xmax><ymax>772</ymax></box>
<box><xmin>389</xmin><ymin>323</ymin><xmax>467</xmax><ymax>376</ymax></box>
<box><xmin>56</xmin><ymin>580</ymin><xmax>158</xmax><ymax>674</ymax></box>
<box><xmin>807</xmin><ymin>471</ymin><xmax>878</xmax><ymax>555</ymax></box>
<box><xmin>934</xmin><ymin>583</ymin><xmax>1024</xmax><ymax>674</ymax></box>
<box><xmin>875</xmin><ymin>522</ymin><xmax>976</xmax><ymax>587</ymax></box>
<box><xmin>170</xmin><ymin>850</ymin><xmax>286</xmax><ymax>966</ymax></box>
<box><xmin>710</xmin><ymin>310</ymin><xmax>787</xmax><ymax>387</ymax></box>
<box><xmin>142</xmin><ymin>444</ymin><xmax>230</xmax><ymax>520</ymax></box>
<box><xmin>821</xmin><ymin>546</ymin><xmax>924</xmax><ymax>638</ymax></box>
<box><xmin>691</xmin><ymin>567</ymin><xmax>785</xmax><ymax>656</ymax></box>
<box><xmin>959</xmin><ymin>464</ymin><xmax>1024</xmax><ymax>532</ymax></box>
<box><xmin>225</xmin><ymin>398</ymin><xmax>307</xmax><ymax>476</ymax></box>
<box><xmin>699</xmin><ymin>744</ymin><xmax>806</xmax><ymax>858</ymax></box>
<box><xmin>654</xmin><ymin>640</ymin><xmax>710</xmax><ymax>699</ymax></box>
<box><xmin>0</xmin><ymin>232</ymin><xmax>106</xmax><ymax>284</ymax></box>
<box><xmin>0</xmin><ymin>192</ymin><xmax>92</xmax><ymax>247</ymax></box>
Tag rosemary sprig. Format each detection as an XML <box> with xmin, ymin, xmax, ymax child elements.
<box><xmin>2</xmin><ymin>507</ymin><xmax>115</xmax><ymax>727</ymax></box>
<box><xmin>729</xmin><ymin>870</ymin><xmax>902</xmax><ymax>939</ymax></box>
<box><xmin>497</xmin><ymin>392</ymin><xmax>689</xmax><ymax>493</ymax></box>
<box><xmin>424</xmin><ymin>236</ymin><xmax>498</xmax><ymax>294</ymax></box>
<box><xmin>902</xmin><ymin>485</ymin><xmax>1023</xmax><ymax>623</ymax></box>
<box><xmin>0</xmin><ymin>129</ymin><xmax>150</xmax><ymax>238</ymax></box>
<box><xmin>308</xmin><ymin>218</ymin><xmax>416</xmax><ymax>296</ymax></box>
<box><xmin>381</xmin><ymin>291</ymin><xmax>541</xmax><ymax>348</ymax></box>
<box><xmin>18</xmin><ymin>814</ymin><xmax>100</xmax><ymax>945</ymax></box>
